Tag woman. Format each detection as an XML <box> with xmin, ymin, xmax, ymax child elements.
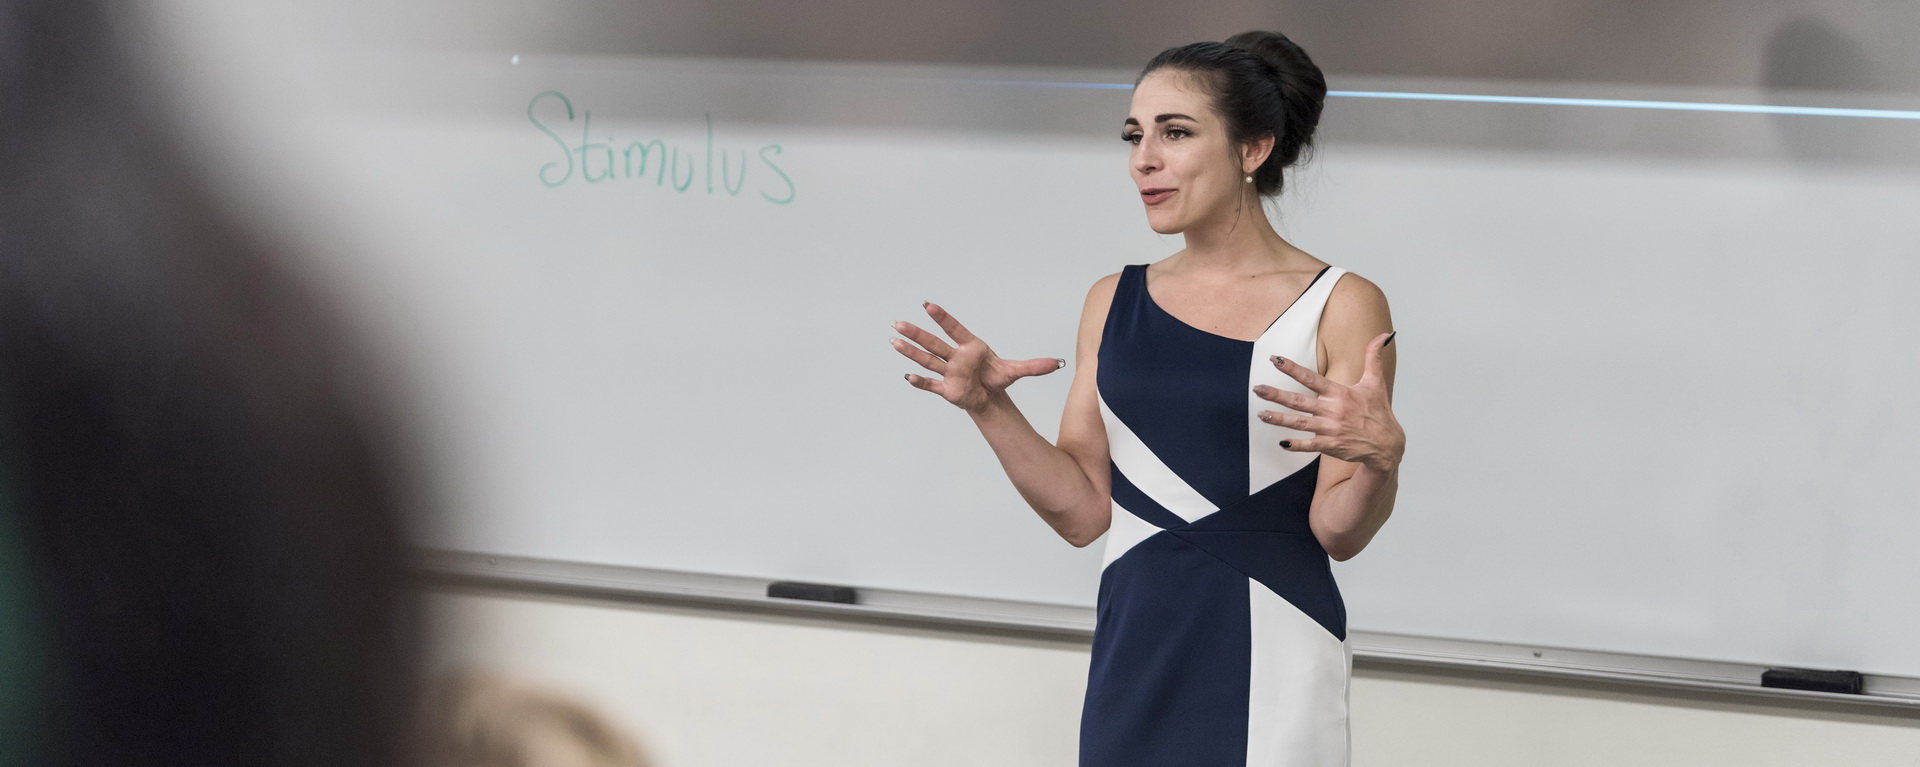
<box><xmin>890</xmin><ymin>31</ymin><xmax>1403</xmax><ymax>766</ymax></box>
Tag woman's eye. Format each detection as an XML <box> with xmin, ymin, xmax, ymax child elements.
<box><xmin>1121</xmin><ymin>132</ymin><xmax>1141</xmax><ymax>144</ymax></box>
<box><xmin>1166</xmin><ymin>128</ymin><xmax>1191</xmax><ymax>139</ymax></box>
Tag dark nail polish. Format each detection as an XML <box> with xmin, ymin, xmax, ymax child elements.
<box><xmin>1279</xmin><ymin>440</ymin><xmax>1292</xmax><ymax>449</ymax></box>
<box><xmin>1384</xmin><ymin>331</ymin><xmax>1396</xmax><ymax>347</ymax></box>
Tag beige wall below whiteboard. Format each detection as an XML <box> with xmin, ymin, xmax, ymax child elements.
<box><xmin>423</xmin><ymin>584</ymin><xmax>1920</xmax><ymax>767</ymax></box>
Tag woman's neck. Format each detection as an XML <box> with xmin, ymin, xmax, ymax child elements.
<box><xmin>1172</xmin><ymin>198</ymin><xmax>1304</xmax><ymax>275</ymax></box>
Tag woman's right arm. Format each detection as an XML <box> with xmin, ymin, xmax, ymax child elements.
<box><xmin>892</xmin><ymin>274</ymin><xmax>1119</xmax><ymax>547</ymax></box>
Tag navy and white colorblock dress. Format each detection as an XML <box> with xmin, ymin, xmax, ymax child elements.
<box><xmin>1081</xmin><ymin>263</ymin><xmax>1352</xmax><ymax>767</ymax></box>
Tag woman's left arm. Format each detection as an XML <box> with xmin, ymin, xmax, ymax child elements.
<box><xmin>1252</xmin><ymin>274</ymin><xmax>1402</xmax><ymax>561</ymax></box>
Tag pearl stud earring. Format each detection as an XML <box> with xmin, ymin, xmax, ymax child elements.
<box><xmin>1244</xmin><ymin>174</ymin><xmax>1253</xmax><ymax>183</ymax></box>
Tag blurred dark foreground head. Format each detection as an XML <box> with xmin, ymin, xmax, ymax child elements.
<box><xmin>0</xmin><ymin>1</ymin><xmax>421</xmax><ymax>765</ymax></box>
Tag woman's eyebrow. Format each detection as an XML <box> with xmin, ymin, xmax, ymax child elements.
<box><xmin>1123</xmin><ymin>113</ymin><xmax>1198</xmax><ymax>126</ymax></box>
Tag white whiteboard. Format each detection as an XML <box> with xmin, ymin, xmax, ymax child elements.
<box><xmin>141</xmin><ymin>28</ymin><xmax>1920</xmax><ymax>680</ymax></box>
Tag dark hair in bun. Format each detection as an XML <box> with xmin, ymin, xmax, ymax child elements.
<box><xmin>1137</xmin><ymin>30</ymin><xmax>1327</xmax><ymax>197</ymax></box>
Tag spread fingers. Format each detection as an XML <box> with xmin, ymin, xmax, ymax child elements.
<box><xmin>890</xmin><ymin>337</ymin><xmax>947</xmax><ymax>373</ymax></box>
<box><xmin>891</xmin><ymin>320</ymin><xmax>954</xmax><ymax>361</ymax></box>
<box><xmin>903</xmin><ymin>373</ymin><xmax>946</xmax><ymax>396</ymax></box>
<box><xmin>1255</xmin><ymin>410</ymin><xmax>1325</xmax><ymax>432</ymax></box>
<box><xmin>1251</xmin><ymin>384</ymin><xmax>1326</xmax><ymax>415</ymax></box>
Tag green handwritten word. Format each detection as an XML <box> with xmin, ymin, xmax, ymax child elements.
<box><xmin>528</xmin><ymin>90</ymin><xmax>795</xmax><ymax>205</ymax></box>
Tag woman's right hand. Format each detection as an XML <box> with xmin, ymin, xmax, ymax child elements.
<box><xmin>891</xmin><ymin>301</ymin><xmax>1065</xmax><ymax>414</ymax></box>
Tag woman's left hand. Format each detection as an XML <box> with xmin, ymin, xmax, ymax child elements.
<box><xmin>1253</xmin><ymin>332</ymin><xmax>1404</xmax><ymax>472</ymax></box>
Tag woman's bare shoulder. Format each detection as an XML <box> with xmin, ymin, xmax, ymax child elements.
<box><xmin>1079</xmin><ymin>270</ymin><xmax>1125</xmax><ymax>317</ymax></box>
<box><xmin>1319</xmin><ymin>269</ymin><xmax>1394</xmax><ymax>376</ymax></box>
<box><xmin>1325</xmin><ymin>269</ymin><xmax>1391</xmax><ymax>333</ymax></box>
<box><xmin>1076</xmin><ymin>271</ymin><xmax>1126</xmax><ymax>347</ymax></box>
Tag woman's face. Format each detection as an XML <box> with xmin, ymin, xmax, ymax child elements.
<box><xmin>1124</xmin><ymin>69</ymin><xmax>1248</xmax><ymax>235</ymax></box>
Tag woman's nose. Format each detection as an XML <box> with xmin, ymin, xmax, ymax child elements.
<box><xmin>1133</xmin><ymin>144</ymin><xmax>1159</xmax><ymax>175</ymax></box>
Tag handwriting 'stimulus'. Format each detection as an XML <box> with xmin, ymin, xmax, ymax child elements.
<box><xmin>528</xmin><ymin>90</ymin><xmax>795</xmax><ymax>205</ymax></box>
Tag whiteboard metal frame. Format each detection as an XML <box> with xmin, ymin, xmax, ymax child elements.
<box><xmin>420</xmin><ymin>550</ymin><xmax>1920</xmax><ymax>711</ymax></box>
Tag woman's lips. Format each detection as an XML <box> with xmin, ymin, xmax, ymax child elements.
<box><xmin>1142</xmin><ymin>188</ymin><xmax>1176</xmax><ymax>205</ymax></box>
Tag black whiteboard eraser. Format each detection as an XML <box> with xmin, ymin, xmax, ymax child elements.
<box><xmin>1760</xmin><ymin>668</ymin><xmax>1864</xmax><ymax>694</ymax></box>
<box><xmin>767</xmin><ymin>581</ymin><xmax>858</xmax><ymax>604</ymax></box>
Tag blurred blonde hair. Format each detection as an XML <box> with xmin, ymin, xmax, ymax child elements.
<box><xmin>421</xmin><ymin>670</ymin><xmax>652</xmax><ymax>767</ymax></box>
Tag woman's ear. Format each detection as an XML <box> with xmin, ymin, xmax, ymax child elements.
<box><xmin>1241</xmin><ymin>132</ymin><xmax>1276</xmax><ymax>175</ymax></box>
